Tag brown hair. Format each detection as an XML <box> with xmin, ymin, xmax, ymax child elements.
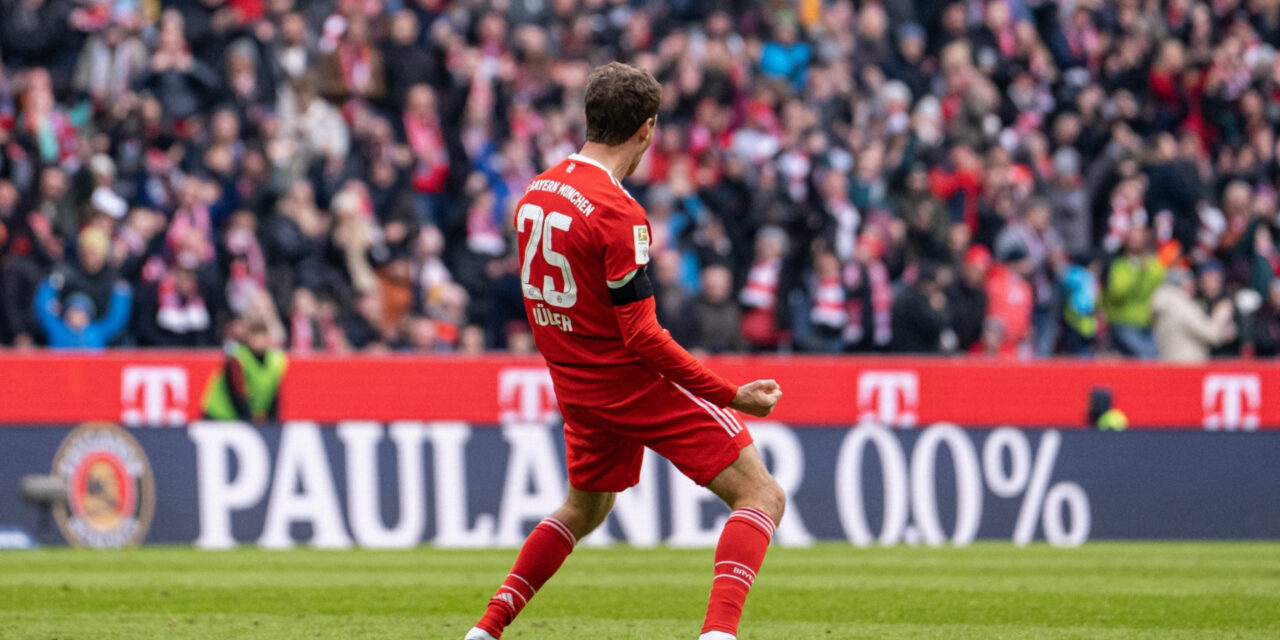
<box><xmin>584</xmin><ymin>62</ymin><xmax>662</xmax><ymax>146</ymax></box>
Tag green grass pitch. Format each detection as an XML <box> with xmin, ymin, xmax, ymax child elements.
<box><xmin>1</xmin><ymin>543</ymin><xmax>1277</xmax><ymax>639</ymax></box>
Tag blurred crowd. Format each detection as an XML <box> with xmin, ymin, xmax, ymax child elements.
<box><xmin>3</xmin><ymin>0</ymin><xmax>1280</xmax><ymax>360</ymax></box>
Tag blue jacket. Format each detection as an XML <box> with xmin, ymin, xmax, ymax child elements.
<box><xmin>35</xmin><ymin>280</ymin><xmax>133</xmax><ymax>349</ymax></box>
<box><xmin>761</xmin><ymin>41</ymin><xmax>811</xmax><ymax>89</ymax></box>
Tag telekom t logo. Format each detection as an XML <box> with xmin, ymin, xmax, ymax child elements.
<box><xmin>121</xmin><ymin>366</ymin><xmax>189</xmax><ymax>426</ymax></box>
<box><xmin>498</xmin><ymin>368</ymin><xmax>558</xmax><ymax>424</ymax></box>
<box><xmin>856</xmin><ymin>371</ymin><xmax>919</xmax><ymax>427</ymax></box>
<box><xmin>1202</xmin><ymin>374</ymin><xmax>1261</xmax><ymax>431</ymax></box>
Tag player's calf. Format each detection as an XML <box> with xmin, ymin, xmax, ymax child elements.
<box><xmin>472</xmin><ymin>516</ymin><xmax>577</xmax><ymax>638</ymax></box>
<box><xmin>470</xmin><ymin>490</ymin><xmax>614</xmax><ymax>639</ymax></box>
<box><xmin>702</xmin><ymin>447</ymin><xmax>786</xmax><ymax>638</ymax></box>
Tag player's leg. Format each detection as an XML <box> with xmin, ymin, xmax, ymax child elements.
<box><xmin>470</xmin><ymin>400</ymin><xmax>640</xmax><ymax>640</ymax></box>
<box><xmin>629</xmin><ymin>381</ymin><xmax>784</xmax><ymax>639</ymax></box>
<box><xmin>700</xmin><ymin>445</ymin><xmax>786</xmax><ymax>639</ymax></box>
<box><xmin>468</xmin><ymin>488</ymin><xmax>615</xmax><ymax>640</ymax></box>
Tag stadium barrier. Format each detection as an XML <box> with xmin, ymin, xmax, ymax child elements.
<box><xmin>3</xmin><ymin>354</ymin><xmax>1278</xmax><ymax>547</ymax></box>
<box><xmin>1</xmin><ymin>352</ymin><xmax>1279</xmax><ymax>428</ymax></box>
<box><xmin>1</xmin><ymin>421</ymin><xmax>1277</xmax><ymax>549</ymax></box>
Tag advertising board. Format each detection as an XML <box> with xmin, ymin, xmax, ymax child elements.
<box><xmin>1</xmin><ymin>422</ymin><xmax>1276</xmax><ymax>548</ymax></box>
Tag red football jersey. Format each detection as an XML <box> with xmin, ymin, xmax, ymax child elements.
<box><xmin>514</xmin><ymin>153</ymin><xmax>660</xmax><ymax>406</ymax></box>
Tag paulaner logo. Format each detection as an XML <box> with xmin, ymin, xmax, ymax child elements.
<box><xmin>52</xmin><ymin>424</ymin><xmax>155</xmax><ymax>547</ymax></box>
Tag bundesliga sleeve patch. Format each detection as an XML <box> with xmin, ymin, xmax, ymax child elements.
<box><xmin>633</xmin><ymin>225</ymin><xmax>650</xmax><ymax>265</ymax></box>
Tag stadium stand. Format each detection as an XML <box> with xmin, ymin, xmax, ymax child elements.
<box><xmin>1</xmin><ymin>0</ymin><xmax>1279</xmax><ymax>359</ymax></box>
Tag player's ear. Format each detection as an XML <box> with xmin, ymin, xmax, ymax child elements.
<box><xmin>640</xmin><ymin>117</ymin><xmax>656</xmax><ymax>142</ymax></box>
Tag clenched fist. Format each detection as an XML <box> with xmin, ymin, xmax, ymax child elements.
<box><xmin>730</xmin><ymin>379</ymin><xmax>783</xmax><ymax>418</ymax></box>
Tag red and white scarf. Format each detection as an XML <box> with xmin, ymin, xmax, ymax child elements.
<box><xmin>156</xmin><ymin>273</ymin><xmax>210</xmax><ymax>335</ymax></box>
<box><xmin>466</xmin><ymin>200</ymin><xmax>505</xmax><ymax>256</ymax></box>
<box><xmin>338</xmin><ymin>44</ymin><xmax>372</xmax><ymax>93</ymax></box>
<box><xmin>843</xmin><ymin>262</ymin><xmax>892</xmax><ymax>346</ymax></box>
<box><xmin>810</xmin><ymin>274</ymin><xmax>847</xmax><ymax>329</ymax></box>
<box><xmin>405</xmin><ymin>112</ymin><xmax>449</xmax><ymax>194</ymax></box>
<box><xmin>290</xmin><ymin>313</ymin><xmax>344</xmax><ymax>353</ymax></box>
<box><xmin>741</xmin><ymin>259</ymin><xmax>781</xmax><ymax>309</ymax></box>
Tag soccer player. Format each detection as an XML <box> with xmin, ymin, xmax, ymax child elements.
<box><xmin>465</xmin><ymin>62</ymin><xmax>785</xmax><ymax>640</ymax></box>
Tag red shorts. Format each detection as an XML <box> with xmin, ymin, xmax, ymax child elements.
<box><xmin>557</xmin><ymin>377</ymin><xmax>752</xmax><ymax>492</ymax></box>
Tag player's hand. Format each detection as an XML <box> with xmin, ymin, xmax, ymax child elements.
<box><xmin>730</xmin><ymin>379</ymin><xmax>782</xmax><ymax>418</ymax></box>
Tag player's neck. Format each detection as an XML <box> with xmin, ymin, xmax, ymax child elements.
<box><xmin>576</xmin><ymin>143</ymin><xmax>632</xmax><ymax>181</ymax></box>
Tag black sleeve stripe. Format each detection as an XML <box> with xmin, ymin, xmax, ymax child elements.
<box><xmin>609</xmin><ymin>266</ymin><xmax>655</xmax><ymax>306</ymax></box>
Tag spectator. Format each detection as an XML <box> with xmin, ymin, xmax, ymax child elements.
<box><xmin>277</xmin><ymin>75</ymin><xmax>350</xmax><ymax>174</ymax></box>
<box><xmin>402</xmin><ymin>84</ymin><xmax>453</xmax><ymax>220</ymax></box>
<box><xmin>220</xmin><ymin>210</ymin><xmax>267</xmax><ymax>317</ymax></box>
<box><xmin>1061</xmin><ymin>254</ymin><xmax>1102</xmax><ymax>357</ymax></box>
<box><xmin>798</xmin><ymin>251</ymin><xmax>848</xmax><ymax>353</ymax></box>
<box><xmin>1251</xmin><ymin>280</ymin><xmax>1280</xmax><ymax>357</ymax></box>
<box><xmin>760</xmin><ymin>14</ymin><xmax>810</xmax><ymax>90</ymax></box>
<box><xmin>56</xmin><ymin>227</ymin><xmax>118</xmax><ymax>320</ymax></box>
<box><xmin>891</xmin><ymin>264</ymin><xmax>951</xmax><ymax>353</ymax></box>
<box><xmin>223</xmin><ymin>38</ymin><xmax>276</xmax><ymax>114</ymax></box>
<box><xmin>947</xmin><ymin>245</ymin><xmax>990</xmax><ymax>352</ymax></box>
<box><xmin>844</xmin><ymin>230</ymin><xmax>894</xmax><ymax>351</ymax></box>
<box><xmin>683</xmin><ymin>264</ymin><xmax>742</xmax><ymax>354</ymax></box>
<box><xmin>16</xmin><ymin>68</ymin><xmax>86</xmax><ymax>169</ymax></box>
<box><xmin>34</xmin><ymin>279</ymin><xmax>131</xmax><ymax>349</ymax></box>
<box><xmin>345</xmin><ymin>291</ymin><xmax>386</xmax><ymax>351</ymax></box>
<box><xmin>401</xmin><ymin>314</ymin><xmax>438</xmax><ymax>352</ymax></box>
<box><xmin>271</xmin><ymin>12</ymin><xmax>313</xmax><ymax>82</ymax></box>
<box><xmin>72</xmin><ymin>16</ymin><xmax>147</xmax><ymax>107</ymax></box>
<box><xmin>85</xmin><ymin>154</ymin><xmax>128</xmax><ymax>222</ymax></box>
<box><xmin>739</xmin><ymin>226</ymin><xmax>787</xmax><ymax>351</ymax></box>
<box><xmin>288</xmin><ymin>287</ymin><xmax>342</xmax><ymax>353</ymax></box>
<box><xmin>984</xmin><ymin>247</ymin><xmax>1033</xmax><ymax>358</ymax></box>
<box><xmin>377</xmin><ymin>255</ymin><xmax>415</xmax><ymax>341</ymax></box>
<box><xmin>31</xmin><ymin>167</ymin><xmax>75</xmax><ymax>240</ymax></box>
<box><xmin>1151</xmin><ymin>267</ymin><xmax>1235</xmax><ymax>363</ymax></box>
<box><xmin>425</xmin><ymin>282</ymin><xmax>468</xmax><ymax>350</ymax></box>
<box><xmin>2</xmin><ymin>207</ymin><xmax>64</xmax><ymax>346</ymax></box>
<box><xmin>884</xmin><ymin>23</ymin><xmax>930</xmax><ymax>100</ymax></box>
<box><xmin>1103</xmin><ymin>227</ymin><xmax>1165</xmax><ymax>359</ymax></box>
<box><xmin>458</xmin><ymin>324</ymin><xmax>487</xmax><ymax>355</ymax></box>
<box><xmin>651</xmin><ymin>250</ymin><xmax>691</xmax><ymax>335</ymax></box>
<box><xmin>382</xmin><ymin>11</ymin><xmax>440</xmax><ymax>111</ymax></box>
<box><xmin>112</xmin><ymin>207</ymin><xmax>164</xmax><ymax>283</ymax></box>
<box><xmin>1047</xmin><ymin>148</ymin><xmax>1090</xmax><ymax>259</ymax></box>
<box><xmin>995</xmin><ymin>199</ymin><xmax>1064</xmax><ymax>356</ymax></box>
<box><xmin>319</xmin><ymin>14</ymin><xmax>385</xmax><ymax>105</ymax></box>
<box><xmin>1195</xmin><ymin>260</ymin><xmax>1242</xmax><ymax>357</ymax></box>
<box><xmin>132</xmin><ymin>256</ymin><xmax>216</xmax><ymax>348</ymax></box>
<box><xmin>1</xmin><ymin>0</ymin><xmax>70</xmax><ymax>70</ymax></box>
<box><xmin>142</xmin><ymin>12</ymin><xmax>219</xmax><ymax>123</ymax></box>
<box><xmin>0</xmin><ymin>179</ymin><xmax>15</xmax><ymax>266</ymax></box>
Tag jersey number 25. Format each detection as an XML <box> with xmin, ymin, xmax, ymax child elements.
<box><xmin>518</xmin><ymin>203</ymin><xmax>577</xmax><ymax>308</ymax></box>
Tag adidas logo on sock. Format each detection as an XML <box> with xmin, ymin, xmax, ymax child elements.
<box><xmin>495</xmin><ymin>592</ymin><xmax>516</xmax><ymax>608</ymax></box>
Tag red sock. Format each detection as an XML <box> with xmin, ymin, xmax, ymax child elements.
<box><xmin>476</xmin><ymin>517</ymin><xmax>577</xmax><ymax>638</ymax></box>
<box><xmin>702</xmin><ymin>507</ymin><xmax>776</xmax><ymax>636</ymax></box>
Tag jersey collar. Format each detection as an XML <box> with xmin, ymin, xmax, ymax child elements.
<box><xmin>567</xmin><ymin>152</ymin><xmax>636</xmax><ymax>202</ymax></box>
<box><xmin>568</xmin><ymin>153</ymin><xmax>617</xmax><ymax>179</ymax></box>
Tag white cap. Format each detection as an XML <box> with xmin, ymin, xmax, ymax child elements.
<box><xmin>91</xmin><ymin>186</ymin><xmax>128</xmax><ymax>219</ymax></box>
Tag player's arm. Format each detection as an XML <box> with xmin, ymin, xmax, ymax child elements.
<box><xmin>609</xmin><ymin>267</ymin><xmax>782</xmax><ymax>417</ymax></box>
<box><xmin>600</xmin><ymin>205</ymin><xmax>780</xmax><ymax>415</ymax></box>
<box><xmin>610</xmin><ymin>268</ymin><xmax>735</xmax><ymax>405</ymax></box>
